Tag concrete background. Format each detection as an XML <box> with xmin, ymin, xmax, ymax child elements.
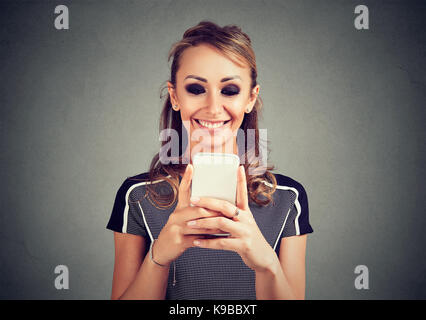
<box><xmin>0</xmin><ymin>0</ymin><xmax>425</xmax><ymax>299</ymax></box>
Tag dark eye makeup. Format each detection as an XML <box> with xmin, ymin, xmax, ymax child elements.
<box><xmin>185</xmin><ymin>83</ymin><xmax>205</xmax><ymax>95</ymax></box>
<box><xmin>221</xmin><ymin>84</ymin><xmax>240</xmax><ymax>96</ymax></box>
<box><xmin>185</xmin><ymin>83</ymin><xmax>240</xmax><ymax>96</ymax></box>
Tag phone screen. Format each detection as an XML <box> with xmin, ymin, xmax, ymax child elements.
<box><xmin>191</xmin><ymin>152</ymin><xmax>240</xmax><ymax>237</ymax></box>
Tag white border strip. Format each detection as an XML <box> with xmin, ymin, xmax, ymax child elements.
<box><xmin>273</xmin><ymin>206</ymin><xmax>292</xmax><ymax>250</ymax></box>
<box><xmin>262</xmin><ymin>180</ymin><xmax>301</xmax><ymax>236</ymax></box>
<box><xmin>138</xmin><ymin>202</ymin><xmax>154</xmax><ymax>242</ymax></box>
<box><xmin>122</xmin><ymin>175</ymin><xmax>171</xmax><ymax>234</ymax></box>
<box><xmin>122</xmin><ymin>176</ymin><xmax>302</xmax><ymax>238</ymax></box>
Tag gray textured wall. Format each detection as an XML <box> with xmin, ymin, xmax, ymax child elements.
<box><xmin>0</xmin><ymin>0</ymin><xmax>425</xmax><ymax>299</ymax></box>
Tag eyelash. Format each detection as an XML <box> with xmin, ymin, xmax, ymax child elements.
<box><xmin>185</xmin><ymin>84</ymin><xmax>240</xmax><ymax>96</ymax></box>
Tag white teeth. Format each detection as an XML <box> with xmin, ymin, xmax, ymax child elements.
<box><xmin>198</xmin><ymin>120</ymin><xmax>225</xmax><ymax>129</ymax></box>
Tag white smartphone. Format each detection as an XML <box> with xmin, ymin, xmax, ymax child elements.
<box><xmin>191</xmin><ymin>152</ymin><xmax>240</xmax><ymax>238</ymax></box>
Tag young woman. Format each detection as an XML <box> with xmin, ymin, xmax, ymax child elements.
<box><xmin>106</xmin><ymin>21</ymin><xmax>313</xmax><ymax>300</ymax></box>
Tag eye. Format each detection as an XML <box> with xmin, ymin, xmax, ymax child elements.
<box><xmin>221</xmin><ymin>85</ymin><xmax>240</xmax><ymax>96</ymax></box>
<box><xmin>185</xmin><ymin>83</ymin><xmax>205</xmax><ymax>95</ymax></box>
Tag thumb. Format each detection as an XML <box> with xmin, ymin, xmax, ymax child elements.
<box><xmin>176</xmin><ymin>164</ymin><xmax>193</xmax><ymax>210</ymax></box>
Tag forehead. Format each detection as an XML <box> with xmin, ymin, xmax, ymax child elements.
<box><xmin>177</xmin><ymin>43</ymin><xmax>250</xmax><ymax>82</ymax></box>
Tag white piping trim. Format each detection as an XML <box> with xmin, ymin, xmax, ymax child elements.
<box><xmin>273</xmin><ymin>206</ymin><xmax>292</xmax><ymax>250</ymax></box>
<box><xmin>122</xmin><ymin>175</ymin><xmax>171</xmax><ymax>234</ymax></box>
<box><xmin>122</xmin><ymin>175</ymin><xmax>303</xmax><ymax>237</ymax></box>
<box><xmin>138</xmin><ymin>202</ymin><xmax>154</xmax><ymax>242</ymax></box>
<box><xmin>262</xmin><ymin>180</ymin><xmax>301</xmax><ymax>236</ymax></box>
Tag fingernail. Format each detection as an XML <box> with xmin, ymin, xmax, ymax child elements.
<box><xmin>194</xmin><ymin>240</ymin><xmax>201</xmax><ymax>246</ymax></box>
<box><xmin>187</xmin><ymin>220</ymin><xmax>196</xmax><ymax>226</ymax></box>
<box><xmin>190</xmin><ymin>196</ymin><xmax>200</xmax><ymax>203</ymax></box>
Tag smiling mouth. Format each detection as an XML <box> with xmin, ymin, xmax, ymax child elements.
<box><xmin>193</xmin><ymin>118</ymin><xmax>231</xmax><ymax>129</ymax></box>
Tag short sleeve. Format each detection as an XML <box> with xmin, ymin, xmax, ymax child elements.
<box><xmin>106</xmin><ymin>179</ymin><xmax>147</xmax><ymax>237</ymax></box>
<box><xmin>281</xmin><ymin>182</ymin><xmax>313</xmax><ymax>238</ymax></box>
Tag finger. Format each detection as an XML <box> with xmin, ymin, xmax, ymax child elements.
<box><xmin>190</xmin><ymin>196</ymin><xmax>237</xmax><ymax>219</ymax></box>
<box><xmin>176</xmin><ymin>164</ymin><xmax>193</xmax><ymax>210</ymax></box>
<box><xmin>237</xmin><ymin>165</ymin><xmax>249</xmax><ymax>211</ymax></box>
<box><xmin>187</xmin><ymin>208</ymin><xmax>224</xmax><ymax>222</ymax></box>
<box><xmin>183</xmin><ymin>234</ymin><xmax>204</xmax><ymax>249</ymax></box>
<box><xmin>192</xmin><ymin>237</ymin><xmax>241</xmax><ymax>252</ymax></box>
<box><xmin>173</xmin><ymin>206</ymin><xmax>223</xmax><ymax>225</ymax></box>
<box><xmin>182</xmin><ymin>226</ymin><xmax>227</xmax><ymax>235</ymax></box>
<box><xmin>186</xmin><ymin>216</ymin><xmax>244</xmax><ymax>236</ymax></box>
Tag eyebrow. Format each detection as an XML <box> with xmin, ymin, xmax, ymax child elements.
<box><xmin>184</xmin><ymin>75</ymin><xmax>242</xmax><ymax>82</ymax></box>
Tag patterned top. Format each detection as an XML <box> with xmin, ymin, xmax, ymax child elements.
<box><xmin>106</xmin><ymin>171</ymin><xmax>313</xmax><ymax>299</ymax></box>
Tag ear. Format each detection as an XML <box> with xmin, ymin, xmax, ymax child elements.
<box><xmin>245</xmin><ymin>84</ymin><xmax>260</xmax><ymax>113</ymax></box>
<box><xmin>167</xmin><ymin>81</ymin><xmax>178</xmax><ymax>106</ymax></box>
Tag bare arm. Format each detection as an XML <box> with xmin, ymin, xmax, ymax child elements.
<box><xmin>278</xmin><ymin>234</ymin><xmax>308</xmax><ymax>299</ymax></box>
<box><xmin>255</xmin><ymin>234</ymin><xmax>308</xmax><ymax>300</ymax></box>
<box><xmin>111</xmin><ymin>232</ymin><xmax>170</xmax><ymax>300</ymax></box>
<box><xmin>110</xmin><ymin>164</ymin><xmax>221</xmax><ymax>299</ymax></box>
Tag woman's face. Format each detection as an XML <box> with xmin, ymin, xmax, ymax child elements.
<box><xmin>168</xmin><ymin>43</ymin><xmax>259</xmax><ymax>159</ymax></box>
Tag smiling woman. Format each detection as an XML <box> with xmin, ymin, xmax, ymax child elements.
<box><xmin>150</xmin><ymin>21</ymin><xmax>277</xmax><ymax>208</ymax></box>
<box><xmin>106</xmin><ymin>20</ymin><xmax>314</xmax><ymax>300</ymax></box>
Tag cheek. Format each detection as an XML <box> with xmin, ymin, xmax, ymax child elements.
<box><xmin>178</xmin><ymin>96</ymin><xmax>202</xmax><ymax>118</ymax></box>
<box><xmin>228</xmin><ymin>102</ymin><xmax>246</xmax><ymax>123</ymax></box>
<box><xmin>180</xmin><ymin>111</ymin><xmax>194</xmax><ymax>133</ymax></box>
<box><xmin>177</xmin><ymin>99</ymin><xmax>197</xmax><ymax>121</ymax></box>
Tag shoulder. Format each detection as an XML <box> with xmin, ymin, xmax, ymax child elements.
<box><xmin>269</xmin><ymin>172</ymin><xmax>313</xmax><ymax>236</ymax></box>
<box><xmin>268</xmin><ymin>172</ymin><xmax>308</xmax><ymax>199</ymax></box>
<box><xmin>267</xmin><ymin>172</ymin><xmax>310</xmax><ymax>219</ymax></box>
<box><xmin>117</xmin><ymin>171</ymin><xmax>171</xmax><ymax>195</ymax></box>
<box><xmin>107</xmin><ymin>171</ymin><xmax>173</xmax><ymax>235</ymax></box>
<box><xmin>119</xmin><ymin>171</ymin><xmax>150</xmax><ymax>190</ymax></box>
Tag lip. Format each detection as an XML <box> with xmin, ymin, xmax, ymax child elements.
<box><xmin>192</xmin><ymin>118</ymin><xmax>232</xmax><ymax>133</ymax></box>
<box><xmin>194</xmin><ymin>118</ymin><xmax>231</xmax><ymax>123</ymax></box>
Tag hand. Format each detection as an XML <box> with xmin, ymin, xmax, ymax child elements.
<box><xmin>187</xmin><ymin>165</ymin><xmax>276</xmax><ymax>272</ymax></box>
<box><xmin>153</xmin><ymin>164</ymin><xmax>225</xmax><ymax>266</ymax></box>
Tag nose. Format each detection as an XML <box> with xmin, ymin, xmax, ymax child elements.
<box><xmin>205</xmin><ymin>89</ymin><xmax>223</xmax><ymax>116</ymax></box>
